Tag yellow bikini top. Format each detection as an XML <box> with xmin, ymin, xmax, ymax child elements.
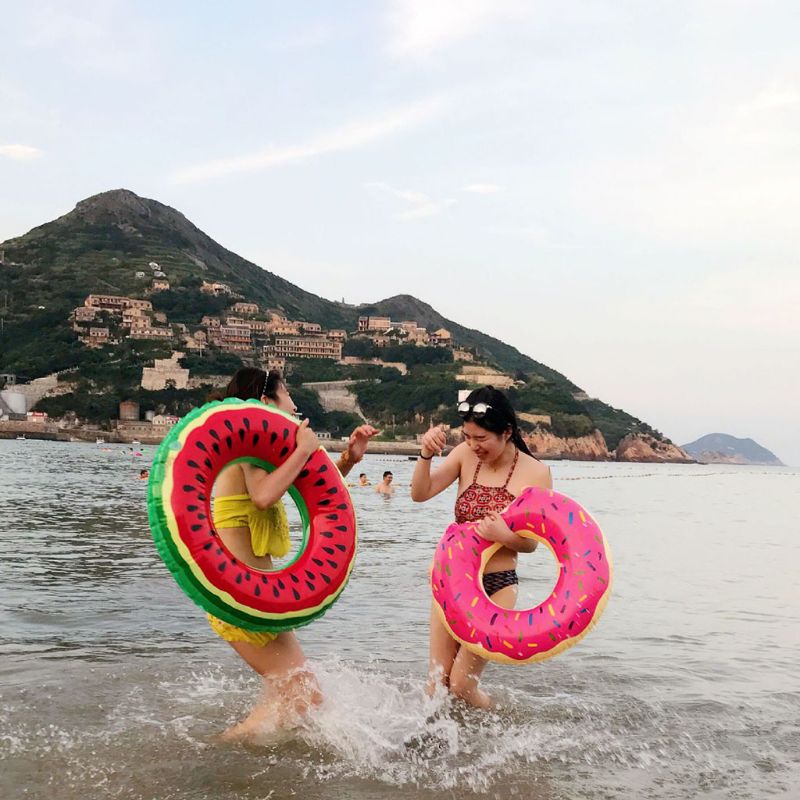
<box><xmin>212</xmin><ymin>494</ymin><xmax>291</xmax><ymax>558</ymax></box>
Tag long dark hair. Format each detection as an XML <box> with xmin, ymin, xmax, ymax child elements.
<box><xmin>207</xmin><ymin>367</ymin><xmax>284</xmax><ymax>403</ymax></box>
<box><xmin>461</xmin><ymin>385</ymin><xmax>532</xmax><ymax>456</ymax></box>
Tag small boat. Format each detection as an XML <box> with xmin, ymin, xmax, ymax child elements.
<box><xmin>96</xmin><ymin>437</ymin><xmax>105</xmax><ymax>445</ymax></box>
<box><xmin>16</xmin><ymin>434</ymin><xmax>26</xmax><ymax>441</ymax></box>
<box><xmin>131</xmin><ymin>439</ymin><xmax>141</xmax><ymax>447</ymax></box>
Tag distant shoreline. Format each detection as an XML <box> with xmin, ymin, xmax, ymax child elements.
<box><xmin>5</xmin><ymin>427</ymin><xmax>786</xmax><ymax>465</ymax></box>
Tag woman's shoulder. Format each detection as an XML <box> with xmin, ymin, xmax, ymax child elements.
<box><xmin>450</xmin><ymin>441</ymin><xmax>474</xmax><ymax>469</ymax></box>
<box><xmin>449</xmin><ymin>441</ymin><xmax>470</xmax><ymax>458</ymax></box>
<box><xmin>217</xmin><ymin>462</ymin><xmax>247</xmax><ymax>493</ymax></box>
<box><xmin>517</xmin><ymin>451</ymin><xmax>551</xmax><ymax>482</ymax></box>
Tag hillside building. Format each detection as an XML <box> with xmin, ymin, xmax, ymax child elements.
<box><xmin>263</xmin><ymin>354</ymin><xmax>287</xmax><ymax>373</ymax></box>
<box><xmin>231</xmin><ymin>302</ymin><xmax>259</xmax><ymax>316</ymax></box>
<box><xmin>119</xmin><ymin>400</ymin><xmax>140</xmax><ymax>421</ymax></box>
<box><xmin>141</xmin><ymin>352</ymin><xmax>189</xmax><ymax>391</ymax></box>
<box><xmin>201</xmin><ymin>281</ymin><xmax>232</xmax><ymax>295</ymax></box>
<box><xmin>85</xmin><ymin>294</ymin><xmax>152</xmax><ymax>313</ymax></box>
<box><xmin>73</xmin><ymin>306</ymin><xmax>97</xmax><ymax>323</ymax></box>
<box><xmin>84</xmin><ymin>327</ymin><xmax>111</xmax><ymax>347</ymax></box>
<box><xmin>358</xmin><ymin>316</ymin><xmax>392</xmax><ymax>332</ymax></box>
<box><xmin>268</xmin><ymin>337</ymin><xmax>342</xmax><ymax>360</ymax></box>
<box><xmin>429</xmin><ymin>328</ymin><xmax>452</xmax><ymax>346</ymax></box>
<box><xmin>268</xmin><ymin>319</ymin><xmax>301</xmax><ymax>335</ymax></box>
<box><xmin>218</xmin><ymin>322</ymin><xmax>252</xmax><ymax>352</ymax></box>
<box><xmin>129</xmin><ymin>326</ymin><xmax>173</xmax><ymax>341</ymax></box>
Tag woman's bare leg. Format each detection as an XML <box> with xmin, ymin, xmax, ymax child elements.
<box><xmin>427</xmin><ymin>601</ymin><xmax>460</xmax><ymax>697</ymax></box>
<box><xmin>221</xmin><ymin>631</ymin><xmax>321</xmax><ymax>740</ymax></box>
<box><xmin>448</xmin><ymin>583</ymin><xmax>518</xmax><ymax>709</ymax></box>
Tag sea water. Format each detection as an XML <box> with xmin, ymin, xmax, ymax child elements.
<box><xmin>1</xmin><ymin>440</ymin><xmax>798</xmax><ymax>799</ymax></box>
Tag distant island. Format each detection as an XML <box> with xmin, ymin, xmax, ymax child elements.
<box><xmin>681</xmin><ymin>433</ymin><xmax>784</xmax><ymax>466</ymax></box>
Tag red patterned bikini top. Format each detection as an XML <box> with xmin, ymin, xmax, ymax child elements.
<box><xmin>454</xmin><ymin>448</ymin><xmax>519</xmax><ymax>524</ymax></box>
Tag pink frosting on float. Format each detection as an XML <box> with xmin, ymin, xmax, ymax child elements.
<box><xmin>431</xmin><ymin>486</ymin><xmax>612</xmax><ymax>665</ymax></box>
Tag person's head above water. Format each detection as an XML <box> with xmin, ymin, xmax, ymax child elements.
<box><xmin>382</xmin><ymin>471</ymin><xmax>393</xmax><ymax>482</ymax></box>
<box><xmin>457</xmin><ymin>385</ymin><xmax>531</xmax><ymax>460</ymax></box>
<box><xmin>218</xmin><ymin>367</ymin><xmax>297</xmax><ymax>415</ymax></box>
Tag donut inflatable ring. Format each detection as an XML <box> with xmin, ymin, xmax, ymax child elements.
<box><xmin>147</xmin><ymin>398</ymin><xmax>356</xmax><ymax>632</ymax></box>
<box><xmin>431</xmin><ymin>486</ymin><xmax>611</xmax><ymax>664</ymax></box>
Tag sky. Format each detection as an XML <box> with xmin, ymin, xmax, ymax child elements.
<box><xmin>1</xmin><ymin>1</ymin><xmax>798</xmax><ymax>464</ymax></box>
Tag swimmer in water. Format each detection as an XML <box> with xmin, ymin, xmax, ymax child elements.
<box><xmin>375</xmin><ymin>471</ymin><xmax>394</xmax><ymax>496</ymax></box>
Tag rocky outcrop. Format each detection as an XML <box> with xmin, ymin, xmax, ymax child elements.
<box><xmin>524</xmin><ymin>429</ymin><xmax>610</xmax><ymax>461</ymax></box>
<box><xmin>615</xmin><ymin>433</ymin><xmax>694</xmax><ymax>463</ymax></box>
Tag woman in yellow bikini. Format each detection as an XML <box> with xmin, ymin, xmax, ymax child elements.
<box><xmin>209</xmin><ymin>367</ymin><xmax>378</xmax><ymax>740</ymax></box>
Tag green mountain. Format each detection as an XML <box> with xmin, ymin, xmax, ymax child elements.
<box><xmin>0</xmin><ymin>189</ymin><xmax>662</xmax><ymax>447</ymax></box>
<box><xmin>682</xmin><ymin>433</ymin><xmax>783</xmax><ymax>466</ymax></box>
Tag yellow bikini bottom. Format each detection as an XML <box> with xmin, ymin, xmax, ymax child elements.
<box><xmin>207</xmin><ymin>614</ymin><xmax>278</xmax><ymax>647</ymax></box>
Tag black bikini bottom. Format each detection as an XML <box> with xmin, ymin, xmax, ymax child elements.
<box><xmin>482</xmin><ymin>569</ymin><xmax>519</xmax><ymax>597</ymax></box>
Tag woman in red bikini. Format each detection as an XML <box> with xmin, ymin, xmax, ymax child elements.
<box><xmin>411</xmin><ymin>386</ymin><xmax>552</xmax><ymax>708</ymax></box>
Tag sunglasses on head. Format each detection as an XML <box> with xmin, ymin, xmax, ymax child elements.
<box><xmin>457</xmin><ymin>401</ymin><xmax>492</xmax><ymax>419</ymax></box>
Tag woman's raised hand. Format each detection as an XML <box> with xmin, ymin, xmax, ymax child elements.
<box><xmin>295</xmin><ymin>418</ymin><xmax>320</xmax><ymax>456</ymax></box>
<box><xmin>420</xmin><ymin>425</ymin><xmax>447</xmax><ymax>458</ymax></box>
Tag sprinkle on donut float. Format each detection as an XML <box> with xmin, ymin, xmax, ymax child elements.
<box><xmin>431</xmin><ymin>486</ymin><xmax>612</xmax><ymax>664</ymax></box>
<box><xmin>147</xmin><ymin>398</ymin><xmax>357</xmax><ymax>632</ymax></box>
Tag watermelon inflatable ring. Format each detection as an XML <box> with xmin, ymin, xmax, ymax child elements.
<box><xmin>147</xmin><ymin>398</ymin><xmax>357</xmax><ymax>632</ymax></box>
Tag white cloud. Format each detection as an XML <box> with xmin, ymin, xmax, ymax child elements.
<box><xmin>385</xmin><ymin>0</ymin><xmax>530</xmax><ymax>60</ymax></box>
<box><xmin>462</xmin><ymin>183</ymin><xmax>502</xmax><ymax>194</ymax></box>
<box><xmin>171</xmin><ymin>99</ymin><xmax>444</xmax><ymax>184</ymax></box>
<box><xmin>0</xmin><ymin>143</ymin><xmax>42</xmax><ymax>160</ymax></box>
<box><xmin>367</xmin><ymin>182</ymin><xmax>455</xmax><ymax>220</ymax></box>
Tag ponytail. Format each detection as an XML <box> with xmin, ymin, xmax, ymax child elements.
<box><xmin>510</xmin><ymin>425</ymin><xmax>532</xmax><ymax>457</ymax></box>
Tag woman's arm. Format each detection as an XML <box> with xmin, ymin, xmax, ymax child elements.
<box><xmin>411</xmin><ymin>429</ymin><xmax>464</xmax><ymax>502</ymax></box>
<box><xmin>336</xmin><ymin>424</ymin><xmax>380</xmax><ymax>478</ymax></box>
<box><xmin>240</xmin><ymin>419</ymin><xmax>319</xmax><ymax>509</ymax></box>
<box><xmin>476</xmin><ymin>512</ymin><xmax>538</xmax><ymax>553</ymax></box>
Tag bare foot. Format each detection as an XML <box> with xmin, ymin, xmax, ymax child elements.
<box><xmin>216</xmin><ymin>671</ymin><xmax>323</xmax><ymax>744</ymax></box>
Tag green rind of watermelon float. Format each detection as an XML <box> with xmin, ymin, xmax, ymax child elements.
<box><xmin>147</xmin><ymin>398</ymin><xmax>357</xmax><ymax>632</ymax></box>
